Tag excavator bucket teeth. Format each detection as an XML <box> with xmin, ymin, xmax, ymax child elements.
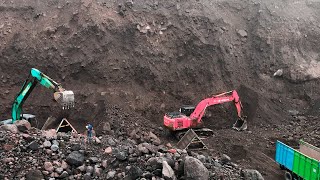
<box><xmin>54</xmin><ymin>91</ymin><xmax>75</xmax><ymax>109</ymax></box>
<box><xmin>232</xmin><ymin>118</ymin><xmax>247</xmax><ymax>131</ymax></box>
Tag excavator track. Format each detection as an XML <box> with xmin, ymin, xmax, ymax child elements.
<box><xmin>175</xmin><ymin>128</ymin><xmax>214</xmax><ymax>140</ymax></box>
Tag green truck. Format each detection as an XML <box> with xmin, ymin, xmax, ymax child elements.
<box><xmin>276</xmin><ymin>140</ymin><xmax>320</xmax><ymax>180</ymax></box>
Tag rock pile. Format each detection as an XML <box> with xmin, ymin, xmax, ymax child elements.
<box><xmin>0</xmin><ymin>121</ymin><xmax>263</xmax><ymax>179</ymax></box>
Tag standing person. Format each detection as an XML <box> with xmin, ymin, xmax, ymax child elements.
<box><xmin>86</xmin><ymin>123</ymin><xmax>93</xmax><ymax>143</ymax></box>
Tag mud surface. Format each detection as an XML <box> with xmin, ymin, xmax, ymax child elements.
<box><xmin>0</xmin><ymin>0</ymin><xmax>320</xmax><ymax>179</ymax></box>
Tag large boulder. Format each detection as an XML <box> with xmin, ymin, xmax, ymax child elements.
<box><xmin>66</xmin><ymin>151</ymin><xmax>84</xmax><ymax>167</ymax></box>
<box><xmin>241</xmin><ymin>169</ymin><xmax>264</xmax><ymax>180</ymax></box>
<box><xmin>42</xmin><ymin>129</ymin><xmax>57</xmax><ymax>140</ymax></box>
<box><xmin>149</xmin><ymin>131</ymin><xmax>161</xmax><ymax>145</ymax></box>
<box><xmin>184</xmin><ymin>156</ymin><xmax>209</xmax><ymax>180</ymax></box>
<box><xmin>44</xmin><ymin>162</ymin><xmax>54</xmax><ymax>172</ymax></box>
<box><xmin>125</xmin><ymin>166</ymin><xmax>143</xmax><ymax>180</ymax></box>
<box><xmin>28</xmin><ymin>141</ymin><xmax>40</xmax><ymax>151</ymax></box>
<box><xmin>162</xmin><ymin>161</ymin><xmax>176</xmax><ymax>180</ymax></box>
<box><xmin>43</xmin><ymin>140</ymin><xmax>51</xmax><ymax>148</ymax></box>
<box><xmin>113</xmin><ymin>148</ymin><xmax>127</xmax><ymax>161</ymax></box>
<box><xmin>25</xmin><ymin>170</ymin><xmax>44</xmax><ymax>180</ymax></box>
<box><xmin>15</xmin><ymin>120</ymin><xmax>31</xmax><ymax>132</ymax></box>
<box><xmin>0</xmin><ymin>124</ymin><xmax>18</xmax><ymax>133</ymax></box>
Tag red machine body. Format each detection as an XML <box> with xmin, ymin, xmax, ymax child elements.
<box><xmin>163</xmin><ymin>90</ymin><xmax>247</xmax><ymax>133</ymax></box>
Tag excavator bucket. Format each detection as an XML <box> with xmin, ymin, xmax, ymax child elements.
<box><xmin>232</xmin><ymin>118</ymin><xmax>247</xmax><ymax>131</ymax></box>
<box><xmin>54</xmin><ymin>90</ymin><xmax>75</xmax><ymax>109</ymax></box>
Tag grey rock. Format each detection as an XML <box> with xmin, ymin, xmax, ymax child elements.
<box><xmin>61</xmin><ymin>160</ymin><xmax>68</xmax><ymax>170</ymax></box>
<box><xmin>108</xmin><ymin>138</ymin><xmax>116</xmax><ymax>146</ymax></box>
<box><xmin>83</xmin><ymin>173</ymin><xmax>91</xmax><ymax>180</ymax></box>
<box><xmin>197</xmin><ymin>155</ymin><xmax>206</xmax><ymax>163</ymax></box>
<box><xmin>241</xmin><ymin>169</ymin><xmax>264</xmax><ymax>180</ymax></box>
<box><xmin>289</xmin><ymin>110</ymin><xmax>299</xmax><ymax>116</ymax></box>
<box><xmin>28</xmin><ymin>141</ymin><xmax>40</xmax><ymax>151</ymax></box>
<box><xmin>273</xmin><ymin>69</ymin><xmax>283</xmax><ymax>77</ymax></box>
<box><xmin>184</xmin><ymin>156</ymin><xmax>209</xmax><ymax>180</ymax></box>
<box><xmin>89</xmin><ymin>157</ymin><xmax>99</xmax><ymax>163</ymax></box>
<box><xmin>142</xmin><ymin>171</ymin><xmax>153</xmax><ymax>179</ymax></box>
<box><xmin>25</xmin><ymin>169</ymin><xmax>44</xmax><ymax>180</ymax></box>
<box><xmin>51</xmin><ymin>144</ymin><xmax>59</xmax><ymax>152</ymax></box>
<box><xmin>1</xmin><ymin>124</ymin><xmax>18</xmax><ymax>133</ymax></box>
<box><xmin>15</xmin><ymin>120</ymin><xmax>31</xmax><ymax>132</ymax></box>
<box><xmin>138</xmin><ymin>143</ymin><xmax>149</xmax><ymax>154</ymax></box>
<box><xmin>71</xmin><ymin>143</ymin><xmax>81</xmax><ymax>151</ymax></box>
<box><xmin>128</xmin><ymin>157</ymin><xmax>137</xmax><ymax>162</ymax></box>
<box><xmin>102</xmin><ymin>160</ymin><xmax>108</xmax><ymax>168</ymax></box>
<box><xmin>107</xmin><ymin>170</ymin><xmax>116</xmax><ymax>179</ymax></box>
<box><xmin>162</xmin><ymin>161</ymin><xmax>176</xmax><ymax>180</ymax></box>
<box><xmin>77</xmin><ymin>165</ymin><xmax>86</xmax><ymax>172</ymax></box>
<box><xmin>56</xmin><ymin>167</ymin><xmax>64</xmax><ymax>174</ymax></box>
<box><xmin>237</xmin><ymin>29</ymin><xmax>247</xmax><ymax>37</ymax></box>
<box><xmin>125</xmin><ymin>166</ymin><xmax>143</xmax><ymax>180</ymax></box>
<box><xmin>146</xmin><ymin>157</ymin><xmax>162</xmax><ymax>170</ymax></box>
<box><xmin>221</xmin><ymin>154</ymin><xmax>231</xmax><ymax>164</ymax></box>
<box><xmin>52</xmin><ymin>140</ymin><xmax>59</xmax><ymax>146</ymax></box>
<box><xmin>43</xmin><ymin>140</ymin><xmax>51</xmax><ymax>148</ymax></box>
<box><xmin>149</xmin><ymin>131</ymin><xmax>161</xmax><ymax>145</ymax></box>
<box><xmin>113</xmin><ymin>148</ymin><xmax>127</xmax><ymax>161</ymax></box>
<box><xmin>94</xmin><ymin>167</ymin><xmax>102</xmax><ymax>176</ymax></box>
<box><xmin>66</xmin><ymin>151</ymin><xmax>84</xmax><ymax>167</ymax></box>
<box><xmin>44</xmin><ymin>162</ymin><xmax>54</xmax><ymax>172</ymax></box>
<box><xmin>2</xmin><ymin>157</ymin><xmax>14</xmax><ymax>163</ymax></box>
<box><xmin>59</xmin><ymin>171</ymin><xmax>68</xmax><ymax>178</ymax></box>
<box><xmin>102</xmin><ymin>122</ymin><xmax>111</xmax><ymax>132</ymax></box>
<box><xmin>86</xmin><ymin>166</ymin><xmax>94</xmax><ymax>174</ymax></box>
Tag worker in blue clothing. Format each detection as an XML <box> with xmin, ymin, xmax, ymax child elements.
<box><xmin>86</xmin><ymin>123</ymin><xmax>93</xmax><ymax>142</ymax></box>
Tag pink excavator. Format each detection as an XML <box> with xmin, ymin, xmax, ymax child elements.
<box><xmin>163</xmin><ymin>90</ymin><xmax>247</xmax><ymax>139</ymax></box>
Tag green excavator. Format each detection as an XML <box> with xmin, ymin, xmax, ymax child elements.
<box><xmin>1</xmin><ymin>68</ymin><xmax>75</xmax><ymax>125</ymax></box>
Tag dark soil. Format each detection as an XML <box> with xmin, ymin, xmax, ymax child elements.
<box><xmin>0</xmin><ymin>0</ymin><xmax>320</xmax><ymax>179</ymax></box>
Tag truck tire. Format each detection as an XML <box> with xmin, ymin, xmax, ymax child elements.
<box><xmin>285</xmin><ymin>171</ymin><xmax>292</xmax><ymax>180</ymax></box>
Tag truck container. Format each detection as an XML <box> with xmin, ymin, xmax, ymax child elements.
<box><xmin>275</xmin><ymin>140</ymin><xmax>320</xmax><ymax>180</ymax></box>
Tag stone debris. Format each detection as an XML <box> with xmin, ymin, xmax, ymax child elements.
<box><xmin>0</xmin><ymin>124</ymin><xmax>262</xmax><ymax>179</ymax></box>
<box><xmin>237</xmin><ymin>29</ymin><xmax>248</xmax><ymax>37</ymax></box>
<box><xmin>273</xmin><ymin>69</ymin><xmax>283</xmax><ymax>77</ymax></box>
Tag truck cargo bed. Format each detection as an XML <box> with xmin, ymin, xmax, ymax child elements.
<box><xmin>276</xmin><ymin>141</ymin><xmax>320</xmax><ymax>180</ymax></box>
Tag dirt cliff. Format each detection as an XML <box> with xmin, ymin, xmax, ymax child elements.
<box><xmin>0</xmin><ymin>0</ymin><xmax>320</xmax><ymax>179</ymax></box>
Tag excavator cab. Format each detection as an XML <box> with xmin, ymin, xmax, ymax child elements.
<box><xmin>179</xmin><ymin>105</ymin><xmax>195</xmax><ymax>116</ymax></box>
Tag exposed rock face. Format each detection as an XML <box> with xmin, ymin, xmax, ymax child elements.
<box><xmin>184</xmin><ymin>156</ymin><xmax>209</xmax><ymax>180</ymax></box>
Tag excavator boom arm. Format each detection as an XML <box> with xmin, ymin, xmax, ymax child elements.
<box><xmin>11</xmin><ymin>68</ymin><xmax>74</xmax><ymax>123</ymax></box>
<box><xmin>189</xmin><ymin>90</ymin><xmax>244</xmax><ymax>123</ymax></box>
